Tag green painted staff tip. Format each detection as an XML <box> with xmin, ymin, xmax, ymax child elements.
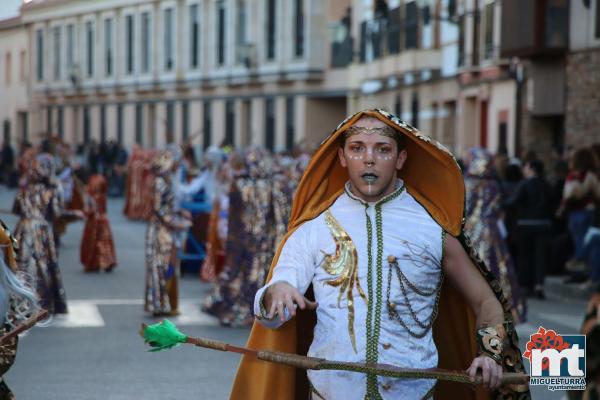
<box><xmin>141</xmin><ymin>319</ymin><xmax>188</xmax><ymax>352</ymax></box>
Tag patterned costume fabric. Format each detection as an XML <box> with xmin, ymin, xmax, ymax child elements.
<box><xmin>124</xmin><ymin>148</ymin><xmax>156</xmax><ymax>220</ymax></box>
<box><xmin>12</xmin><ymin>155</ymin><xmax>68</xmax><ymax>315</ymax></box>
<box><xmin>203</xmin><ymin>150</ymin><xmax>279</xmax><ymax>327</ymax></box>
<box><xmin>464</xmin><ymin>148</ymin><xmax>527</xmax><ymax>323</ymax></box>
<box><xmin>144</xmin><ymin>150</ymin><xmax>181</xmax><ymax>315</ymax></box>
<box><xmin>0</xmin><ymin>325</ymin><xmax>17</xmax><ymax>400</ymax></box>
<box><xmin>81</xmin><ymin>175</ymin><xmax>117</xmax><ymax>272</ymax></box>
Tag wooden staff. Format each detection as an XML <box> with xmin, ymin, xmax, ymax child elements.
<box><xmin>0</xmin><ymin>309</ymin><xmax>48</xmax><ymax>344</ymax></box>
<box><xmin>141</xmin><ymin>320</ymin><xmax>530</xmax><ymax>385</ymax></box>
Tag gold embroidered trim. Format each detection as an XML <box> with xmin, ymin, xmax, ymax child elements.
<box><xmin>321</xmin><ymin>209</ymin><xmax>367</xmax><ymax>353</ymax></box>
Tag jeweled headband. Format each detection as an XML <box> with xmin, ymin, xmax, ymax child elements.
<box><xmin>344</xmin><ymin>125</ymin><xmax>398</xmax><ymax>139</ymax></box>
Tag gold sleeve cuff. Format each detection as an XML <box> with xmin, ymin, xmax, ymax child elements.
<box><xmin>476</xmin><ymin>323</ymin><xmax>507</xmax><ymax>364</ymax></box>
<box><xmin>257</xmin><ymin>289</ymin><xmax>275</xmax><ymax>321</ymax></box>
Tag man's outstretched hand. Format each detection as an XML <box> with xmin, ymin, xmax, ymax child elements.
<box><xmin>264</xmin><ymin>281</ymin><xmax>318</xmax><ymax>321</ymax></box>
<box><xmin>467</xmin><ymin>354</ymin><xmax>503</xmax><ymax>390</ymax></box>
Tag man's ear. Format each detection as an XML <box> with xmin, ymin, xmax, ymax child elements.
<box><xmin>338</xmin><ymin>147</ymin><xmax>347</xmax><ymax>168</ymax></box>
<box><xmin>396</xmin><ymin>149</ymin><xmax>407</xmax><ymax>170</ymax></box>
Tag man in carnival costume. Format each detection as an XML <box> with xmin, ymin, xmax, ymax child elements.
<box><xmin>231</xmin><ymin>110</ymin><xmax>529</xmax><ymax>400</ymax></box>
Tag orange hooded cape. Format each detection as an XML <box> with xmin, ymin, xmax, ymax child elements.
<box><xmin>230</xmin><ymin>109</ymin><xmax>529</xmax><ymax>400</ymax></box>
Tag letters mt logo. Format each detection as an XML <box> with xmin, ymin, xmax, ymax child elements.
<box><xmin>523</xmin><ymin>326</ymin><xmax>586</xmax><ymax>391</ymax></box>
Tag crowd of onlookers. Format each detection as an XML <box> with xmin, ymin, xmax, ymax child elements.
<box><xmin>3</xmin><ymin>134</ymin><xmax>600</xmax><ymax>295</ymax></box>
<box><xmin>462</xmin><ymin>143</ymin><xmax>600</xmax><ymax>300</ymax></box>
<box><xmin>0</xmin><ymin>137</ymin><xmax>129</xmax><ymax>198</ymax></box>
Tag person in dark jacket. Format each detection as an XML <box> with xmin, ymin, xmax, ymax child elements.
<box><xmin>504</xmin><ymin>159</ymin><xmax>554</xmax><ymax>299</ymax></box>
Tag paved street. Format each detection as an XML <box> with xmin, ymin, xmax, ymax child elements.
<box><xmin>0</xmin><ymin>187</ymin><xmax>587</xmax><ymax>400</ymax></box>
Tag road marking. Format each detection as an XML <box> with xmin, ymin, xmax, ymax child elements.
<box><xmin>42</xmin><ymin>299</ymin><xmax>219</xmax><ymax>328</ymax></box>
<box><xmin>174</xmin><ymin>302</ymin><xmax>220</xmax><ymax>327</ymax></box>
<box><xmin>49</xmin><ymin>301</ymin><xmax>105</xmax><ymax>328</ymax></box>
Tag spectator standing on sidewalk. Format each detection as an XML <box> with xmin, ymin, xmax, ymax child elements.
<box><xmin>504</xmin><ymin>159</ymin><xmax>554</xmax><ymax>299</ymax></box>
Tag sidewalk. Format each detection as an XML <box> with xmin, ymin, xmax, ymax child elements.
<box><xmin>545</xmin><ymin>275</ymin><xmax>595</xmax><ymax>302</ymax></box>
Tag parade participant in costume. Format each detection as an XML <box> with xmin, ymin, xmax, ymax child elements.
<box><xmin>144</xmin><ymin>149</ymin><xmax>191</xmax><ymax>316</ymax></box>
<box><xmin>232</xmin><ymin>110</ymin><xmax>529</xmax><ymax>400</ymax></box>
<box><xmin>0</xmin><ymin>220</ymin><xmax>40</xmax><ymax>399</ymax></box>
<box><xmin>80</xmin><ymin>174</ymin><xmax>117</xmax><ymax>273</ymax></box>
<box><xmin>464</xmin><ymin>148</ymin><xmax>526</xmax><ymax>322</ymax></box>
<box><xmin>12</xmin><ymin>154</ymin><xmax>78</xmax><ymax>315</ymax></box>
<box><xmin>203</xmin><ymin>148</ymin><xmax>277</xmax><ymax>327</ymax></box>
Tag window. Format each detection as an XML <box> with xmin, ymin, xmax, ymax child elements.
<box><xmin>47</xmin><ymin>107</ymin><xmax>53</xmax><ymax>133</ymax></box>
<box><xmin>266</xmin><ymin>0</ymin><xmax>276</xmax><ymax>60</ymax></box>
<box><xmin>394</xmin><ymin>95</ymin><xmax>402</xmax><ymax>119</ymax></box>
<box><xmin>5</xmin><ymin>52</ymin><xmax>11</xmax><ymax>85</ymax></box>
<box><xmin>236</xmin><ymin>0</ymin><xmax>247</xmax><ymax>64</ymax></box>
<box><xmin>405</xmin><ymin>1</ymin><xmax>418</xmax><ymax>50</ymax></box>
<box><xmin>105</xmin><ymin>18</ymin><xmax>113</xmax><ymax>77</ymax></box>
<box><xmin>83</xmin><ymin>106</ymin><xmax>91</xmax><ymax>143</ymax></box>
<box><xmin>135</xmin><ymin>104</ymin><xmax>143</xmax><ymax>145</ymax></box>
<box><xmin>225</xmin><ymin>100</ymin><xmax>235</xmax><ymax>146</ymax></box>
<box><xmin>164</xmin><ymin>8</ymin><xmax>174</xmax><ymax>71</ymax></box>
<box><xmin>19</xmin><ymin>50</ymin><xmax>25</xmax><ymax>82</ymax></box>
<box><xmin>181</xmin><ymin>101</ymin><xmax>189</xmax><ymax>141</ymax></box>
<box><xmin>86</xmin><ymin>21</ymin><xmax>95</xmax><ymax>77</ymax></box>
<box><xmin>66</xmin><ymin>24</ymin><xmax>75</xmax><ymax>69</ymax></box>
<box><xmin>285</xmin><ymin>97</ymin><xmax>295</xmax><ymax>151</ymax></box>
<box><xmin>141</xmin><ymin>12</ymin><xmax>151</xmax><ymax>73</ymax></box>
<box><xmin>166</xmin><ymin>102</ymin><xmax>175</xmax><ymax>142</ymax></box>
<box><xmin>100</xmin><ymin>105</ymin><xmax>106</xmax><ymax>143</ymax></box>
<box><xmin>265</xmin><ymin>98</ymin><xmax>275</xmax><ymax>151</ymax></box>
<box><xmin>458</xmin><ymin>14</ymin><xmax>465</xmax><ymax>66</ymax></box>
<box><xmin>203</xmin><ymin>102</ymin><xmax>212</xmax><ymax>149</ymax></box>
<box><xmin>472</xmin><ymin>4</ymin><xmax>480</xmax><ymax>66</ymax></box>
<box><xmin>53</xmin><ymin>26</ymin><xmax>61</xmax><ymax>80</ymax></box>
<box><xmin>125</xmin><ymin>15</ymin><xmax>134</xmax><ymax>74</ymax></box>
<box><xmin>57</xmin><ymin>107</ymin><xmax>64</xmax><ymax>138</ymax></box>
<box><xmin>484</xmin><ymin>2</ymin><xmax>494</xmax><ymax>59</ymax></box>
<box><xmin>388</xmin><ymin>7</ymin><xmax>401</xmax><ymax>54</ymax></box>
<box><xmin>36</xmin><ymin>29</ymin><xmax>44</xmax><ymax>81</ymax></box>
<box><xmin>190</xmin><ymin>4</ymin><xmax>200</xmax><ymax>69</ymax></box>
<box><xmin>293</xmin><ymin>0</ymin><xmax>304</xmax><ymax>58</ymax></box>
<box><xmin>216</xmin><ymin>1</ymin><xmax>226</xmax><ymax>66</ymax></box>
<box><xmin>141</xmin><ymin>13</ymin><xmax>151</xmax><ymax>73</ymax></box>
<box><xmin>411</xmin><ymin>92</ymin><xmax>419</xmax><ymax>128</ymax></box>
<box><xmin>596</xmin><ymin>0</ymin><xmax>600</xmax><ymax>38</ymax></box>
<box><xmin>3</xmin><ymin>120</ymin><xmax>10</xmax><ymax>144</ymax></box>
<box><xmin>117</xmin><ymin>104</ymin><xmax>123</xmax><ymax>144</ymax></box>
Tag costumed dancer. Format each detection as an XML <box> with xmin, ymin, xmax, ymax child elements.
<box><xmin>144</xmin><ymin>149</ymin><xmax>191</xmax><ymax>317</ymax></box>
<box><xmin>80</xmin><ymin>174</ymin><xmax>117</xmax><ymax>273</ymax></box>
<box><xmin>12</xmin><ymin>154</ymin><xmax>79</xmax><ymax>315</ymax></box>
<box><xmin>203</xmin><ymin>148</ymin><xmax>277</xmax><ymax>327</ymax></box>
<box><xmin>0</xmin><ymin>221</ymin><xmax>40</xmax><ymax>398</ymax></box>
<box><xmin>232</xmin><ymin>110</ymin><xmax>530</xmax><ymax>400</ymax></box>
<box><xmin>200</xmin><ymin>151</ymin><xmax>244</xmax><ymax>283</ymax></box>
<box><xmin>464</xmin><ymin>148</ymin><xmax>527</xmax><ymax>322</ymax></box>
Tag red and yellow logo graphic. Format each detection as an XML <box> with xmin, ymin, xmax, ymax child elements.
<box><xmin>523</xmin><ymin>327</ymin><xmax>571</xmax><ymax>371</ymax></box>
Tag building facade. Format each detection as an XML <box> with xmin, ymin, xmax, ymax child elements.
<box><xmin>21</xmin><ymin>0</ymin><xmax>349</xmax><ymax>151</ymax></box>
<box><xmin>345</xmin><ymin>0</ymin><xmax>462</xmax><ymax>154</ymax></box>
<box><xmin>566</xmin><ymin>0</ymin><xmax>600</xmax><ymax>148</ymax></box>
<box><xmin>0</xmin><ymin>16</ymin><xmax>30</xmax><ymax>147</ymax></box>
<box><xmin>2</xmin><ymin>0</ymin><xmax>596</xmax><ymax>160</ymax></box>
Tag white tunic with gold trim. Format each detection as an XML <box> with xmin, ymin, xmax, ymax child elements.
<box><xmin>254</xmin><ymin>181</ymin><xmax>445</xmax><ymax>400</ymax></box>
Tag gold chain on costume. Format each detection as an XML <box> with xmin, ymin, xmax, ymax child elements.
<box><xmin>321</xmin><ymin>210</ymin><xmax>367</xmax><ymax>353</ymax></box>
<box><xmin>385</xmin><ymin>239</ymin><xmax>444</xmax><ymax>338</ymax></box>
